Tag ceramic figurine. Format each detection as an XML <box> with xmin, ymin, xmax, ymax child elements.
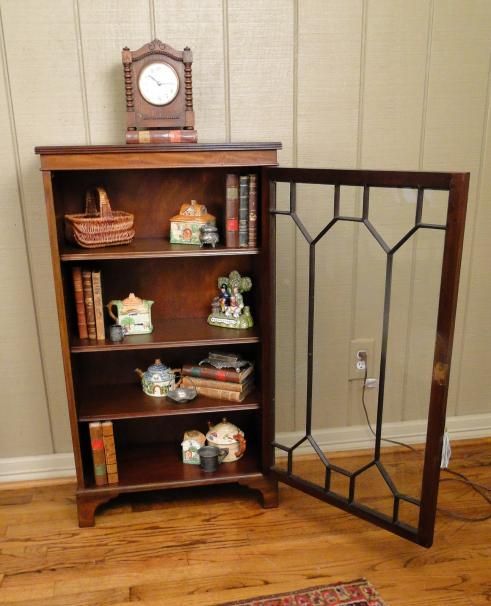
<box><xmin>207</xmin><ymin>270</ymin><xmax>253</xmax><ymax>329</ymax></box>
<box><xmin>199</xmin><ymin>224</ymin><xmax>219</xmax><ymax>248</ymax></box>
<box><xmin>206</xmin><ymin>418</ymin><xmax>246</xmax><ymax>463</ymax></box>
<box><xmin>134</xmin><ymin>359</ymin><xmax>176</xmax><ymax>397</ymax></box>
<box><xmin>107</xmin><ymin>293</ymin><xmax>154</xmax><ymax>335</ymax></box>
<box><xmin>169</xmin><ymin>199</ymin><xmax>216</xmax><ymax>246</ymax></box>
<box><xmin>181</xmin><ymin>430</ymin><xmax>206</xmax><ymax>465</ymax></box>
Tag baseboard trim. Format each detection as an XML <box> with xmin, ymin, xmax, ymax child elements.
<box><xmin>0</xmin><ymin>453</ymin><xmax>75</xmax><ymax>483</ymax></box>
<box><xmin>275</xmin><ymin>412</ymin><xmax>491</xmax><ymax>454</ymax></box>
<box><xmin>0</xmin><ymin>413</ymin><xmax>489</xmax><ymax>483</ymax></box>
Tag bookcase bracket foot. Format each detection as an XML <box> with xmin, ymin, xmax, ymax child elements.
<box><xmin>238</xmin><ymin>476</ymin><xmax>278</xmax><ymax>509</ymax></box>
<box><xmin>77</xmin><ymin>493</ymin><xmax>119</xmax><ymax>527</ymax></box>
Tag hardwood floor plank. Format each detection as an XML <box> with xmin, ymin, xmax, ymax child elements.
<box><xmin>0</xmin><ymin>439</ymin><xmax>489</xmax><ymax>606</ymax></box>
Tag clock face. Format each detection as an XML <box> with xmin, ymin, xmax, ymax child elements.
<box><xmin>138</xmin><ymin>62</ymin><xmax>180</xmax><ymax>106</ymax></box>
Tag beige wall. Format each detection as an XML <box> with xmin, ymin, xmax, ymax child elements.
<box><xmin>0</xmin><ymin>0</ymin><xmax>490</xmax><ymax>457</ymax></box>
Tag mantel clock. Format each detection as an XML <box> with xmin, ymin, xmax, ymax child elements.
<box><xmin>122</xmin><ymin>39</ymin><xmax>195</xmax><ymax>141</ymax></box>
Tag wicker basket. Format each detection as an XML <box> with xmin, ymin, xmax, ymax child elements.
<box><xmin>65</xmin><ymin>186</ymin><xmax>135</xmax><ymax>248</ymax></box>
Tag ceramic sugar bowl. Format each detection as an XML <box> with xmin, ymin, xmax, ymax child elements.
<box><xmin>135</xmin><ymin>359</ymin><xmax>176</xmax><ymax>397</ymax></box>
<box><xmin>206</xmin><ymin>418</ymin><xmax>246</xmax><ymax>463</ymax></box>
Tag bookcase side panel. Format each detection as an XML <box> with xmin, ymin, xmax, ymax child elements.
<box><xmin>42</xmin><ymin>170</ymin><xmax>85</xmax><ymax>487</ymax></box>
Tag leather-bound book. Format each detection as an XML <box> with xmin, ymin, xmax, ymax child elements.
<box><xmin>89</xmin><ymin>422</ymin><xmax>107</xmax><ymax>486</ymax></box>
<box><xmin>82</xmin><ymin>270</ymin><xmax>96</xmax><ymax>340</ymax></box>
<box><xmin>181</xmin><ymin>364</ymin><xmax>254</xmax><ymax>384</ymax></box>
<box><xmin>125</xmin><ymin>129</ymin><xmax>198</xmax><ymax>144</ymax></box>
<box><xmin>225</xmin><ymin>174</ymin><xmax>239</xmax><ymax>247</ymax></box>
<box><xmin>71</xmin><ymin>266</ymin><xmax>88</xmax><ymax>339</ymax></box>
<box><xmin>239</xmin><ymin>175</ymin><xmax>249</xmax><ymax>247</ymax></box>
<box><xmin>248</xmin><ymin>174</ymin><xmax>258</xmax><ymax>247</ymax></box>
<box><xmin>102</xmin><ymin>421</ymin><xmax>118</xmax><ymax>484</ymax></box>
<box><xmin>91</xmin><ymin>270</ymin><xmax>105</xmax><ymax>341</ymax></box>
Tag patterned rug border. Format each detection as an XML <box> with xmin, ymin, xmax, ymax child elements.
<box><xmin>216</xmin><ymin>578</ymin><xmax>386</xmax><ymax>606</ymax></box>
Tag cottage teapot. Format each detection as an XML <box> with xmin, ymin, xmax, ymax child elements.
<box><xmin>135</xmin><ymin>359</ymin><xmax>176</xmax><ymax>397</ymax></box>
<box><xmin>107</xmin><ymin>292</ymin><xmax>153</xmax><ymax>335</ymax></box>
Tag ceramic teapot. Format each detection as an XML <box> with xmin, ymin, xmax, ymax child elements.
<box><xmin>135</xmin><ymin>359</ymin><xmax>176</xmax><ymax>397</ymax></box>
<box><xmin>107</xmin><ymin>293</ymin><xmax>153</xmax><ymax>335</ymax></box>
<box><xmin>206</xmin><ymin>418</ymin><xmax>246</xmax><ymax>463</ymax></box>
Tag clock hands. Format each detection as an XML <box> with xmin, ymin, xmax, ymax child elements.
<box><xmin>148</xmin><ymin>74</ymin><xmax>163</xmax><ymax>86</ymax></box>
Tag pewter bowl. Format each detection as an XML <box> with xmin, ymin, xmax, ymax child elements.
<box><xmin>166</xmin><ymin>387</ymin><xmax>198</xmax><ymax>403</ymax></box>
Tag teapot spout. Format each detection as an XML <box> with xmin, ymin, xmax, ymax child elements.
<box><xmin>135</xmin><ymin>368</ymin><xmax>144</xmax><ymax>378</ymax></box>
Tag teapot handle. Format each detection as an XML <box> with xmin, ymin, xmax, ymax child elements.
<box><xmin>234</xmin><ymin>433</ymin><xmax>247</xmax><ymax>458</ymax></box>
<box><xmin>106</xmin><ymin>301</ymin><xmax>119</xmax><ymax>323</ymax></box>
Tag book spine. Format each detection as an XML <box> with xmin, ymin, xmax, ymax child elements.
<box><xmin>102</xmin><ymin>421</ymin><xmax>119</xmax><ymax>484</ymax></box>
<box><xmin>181</xmin><ymin>364</ymin><xmax>242</xmax><ymax>384</ymax></box>
<box><xmin>72</xmin><ymin>266</ymin><xmax>88</xmax><ymax>339</ymax></box>
<box><xmin>125</xmin><ymin>129</ymin><xmax>198</xmax><ymax>144</ymax></box>
<box><xmin>192</xmin><ymin>385</ymin><xmax>250</xmax><ymax>402</ymax></box>
<box><xmin>239</xmin><ymin>175</ymin><xmax>249</xmax><ymax>247</ymax></box>
<box><xmin>89</xmin><ymin>422</ymin><xmax>107</xmax><ymax>486</ymax></box>
<box><xmin>225</xmin><ymin>174</ymin><xmax>239</xmax><ymax>248</ymax></box>
<box><xmin>91</xmin><ymin>270</ymin><xmax>105</xmax><ymax>341</ymax></box>
<box><xmin>248</xmin><ymin>174</ymin><xmax>258</xmax><ymax>248</ymax></box>
<box><xmin>82</xmin><ymin>270</ymin><xmax>97</xmax><ymax>340</ymax></box>
<box><xmin>181</xmin><ymin>375</ymin><xmax>251</xmax><ymax>393</ymax></box>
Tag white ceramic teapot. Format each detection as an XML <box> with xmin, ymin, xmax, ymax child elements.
<box><xmin>206</xmin><ymin>418</ymin><xmax>246</xmax><ymax>463</ymax></box>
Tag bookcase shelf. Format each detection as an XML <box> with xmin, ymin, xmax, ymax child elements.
<box><xmin>82</xmin><ymin>442</ymin><xmax>262</xmax><ymax>495</ymax></box>
<box><xmin>60</xmin><ymin>238</ymin><xmax>260</xmax><ymax>261</ymax></box>
<box><xmin>78</xmin><ymin>383</ymin><xmax>261</xmax><ymax>421</ymax></box>
<box><xmin>70</xmin><ymin>318</ymin><xmax>260</xmax><ymax>353</ymax></box>
<box><xmin>38</xmin><ymin>142</ymin><xmax>279</xmax><ymax>526</ymax></box>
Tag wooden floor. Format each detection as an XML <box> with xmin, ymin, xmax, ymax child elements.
<box><xmin>0</xmin><ymin>438</ymin><xmax>490</xmax><ymax>606</ymax></box>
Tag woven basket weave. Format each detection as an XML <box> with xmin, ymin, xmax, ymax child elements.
<box><xmin>64</xmin><ymin>186</ymin><xmax>135</xmax><ymax>248</ymax></box>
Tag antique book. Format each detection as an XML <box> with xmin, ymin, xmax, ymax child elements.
<box><xmin>71</xmin><ymin>266</ymin><xmax>88</xmax><ymax>339</ymax></box>
<box><xmin>248</xmin><ymin>173</ymin><xmax>258</xmax><ymax>247</ymax></box>
<box><xmin>239</xmin><ymin>175</ymin><xmax>249</xmax><ymax>247</ymax></box>
<box><xmin>190</xmin><ymin>382</ymin><xmax>253</xmax><ymax>402</ymax></box>
<box><xmin>91</xmin><ymin>270</ymin><xmax>105</xmax><ymax>341</ymax></box>
<box><xmin>89</xmin><ymin>422</ymin><xmax>107</xmax><ymax>486</ymax></box>
<box><xmin>225</xmin><ymin>174</ymin><xmax>239</xmax><ymax>247</ymax></box>
<box><xmin>125</xmin><ymin>129</ymin><xmax>198</xmax><ymax>144</ymax></box>
<box><xmin>181</xmin><ymin>375</ymin><xmax>253</xmax><ymax>393</ymax></box>
<box><xmin>181</xmin><ymin>363</ymin><xmax>254</xmax><ymax>384</ymax></box>
<box><xmin>82</xmin><ymin>270</ymin><xmax>97</xmax><ymax>340</ymax></box>
<box><xmin>102</xmin><ymin>421</ymin><xmax>118</xmax><ymax>484</ymax></box>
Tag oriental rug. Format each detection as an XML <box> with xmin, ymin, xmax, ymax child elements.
<box><xmin>217</xmin><ymin>579</ymin><xmax>386</xmax><ymax>606</ymax></box>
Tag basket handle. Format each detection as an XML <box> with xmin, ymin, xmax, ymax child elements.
<box><xmin>85</xmin><ymin>187</ymin><xmax>113</xmax><ymax>218</ymax></box>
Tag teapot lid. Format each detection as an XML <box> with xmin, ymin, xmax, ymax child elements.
<box><xmin>122</xmin><ymin>293</ymin><xmax>144</xmax><ymax>310</ymax></box>
<box><xmin>147</xmin><ymin>359</ymin><xmax>171</xmax><ymax>373</ymax></box>
<box><xmin>170</xmin><ymin>199</ymin><xmax>216</xmax><ymax>224</ymax></box>
<box><xmin>206</xmin><ymin>417</ymin><xmax>244</xmax><ymax>444</ymax></box>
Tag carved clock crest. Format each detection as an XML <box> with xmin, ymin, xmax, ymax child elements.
<box><xmin>122</xmin><ymin>39</ymin><xmax>196</xmax><ymax>144</ymax></box>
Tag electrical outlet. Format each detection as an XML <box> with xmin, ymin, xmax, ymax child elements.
<box><xmin>349</xmin><ymin>338</ymin><xmax>375</xmax><ymax>380</ymax></box>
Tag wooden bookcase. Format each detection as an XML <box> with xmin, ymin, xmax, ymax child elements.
<box><xmin>37</xmin><ymin>143</ymin><xmax>468</xmax><ymax>546</ymax></box>
<box><xmin>36</xmin><ymin>143</ymin><xmax>281</xmax><ymax>527</ymax></box>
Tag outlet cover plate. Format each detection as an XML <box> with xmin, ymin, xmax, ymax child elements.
<box><xmin>349</xmin><ymin>338</ymin><xmax>375</xmax><ymax>380</ymax></box>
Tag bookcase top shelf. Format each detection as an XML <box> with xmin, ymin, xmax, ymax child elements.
<box><xmin>60</xmin><ymin>239</ymin><xmax>260</xmax><ymax>261</ymax></box>
<box><xmin>78</xmin><ymin>383</ymin><xmax>260</xmax><ymax>421</ymax></box>
<box><xmin>70</xmin><ymin>318</ymin><xmax>260</xmax><ymax>353</ymax></box>
<box><xmin>35</xmin><ymin>142</ymin><xmax>282</xmax><ymax>171</ymax></box>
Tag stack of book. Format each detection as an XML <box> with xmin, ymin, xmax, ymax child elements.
<box><xmin>89</xmin><ymin>421</ymin><xmax>119</xmax><ymax>486</ymax></box>
<box><xmin>181</xmin><ymin>363</ymin><xmax>254</xmax><ymax>402</ymax></box>
<box><xmin>225</xmin><ymin>173</ymin><xmax>258</xmax><ymax>248</ymax></box>
<box><xmin>71</xmin><ymin>267</ymin><xmax>105</xmax><ymax>341</ymax></box>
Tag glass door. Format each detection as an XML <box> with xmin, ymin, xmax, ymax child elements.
<box><xmin>267</xmin><ymin>167</ymin><xmax>468</xmax><ymax>547</ymax></box>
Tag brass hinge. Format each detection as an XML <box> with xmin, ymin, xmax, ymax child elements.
<box><xmin>433</xmin><ymin>362</ymin><xmax>449</xmax><ymax>386</ymax></box>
